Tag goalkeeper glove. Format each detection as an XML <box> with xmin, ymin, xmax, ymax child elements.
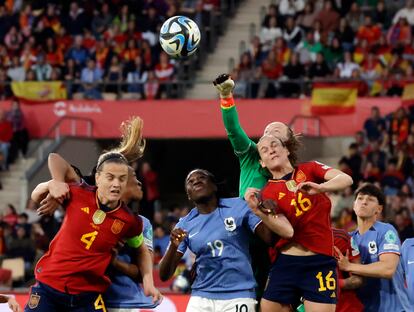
<box><xmin>213</xmin><ymin>74</ymin><xmax>235</xmax><ymax>99</ymax></box>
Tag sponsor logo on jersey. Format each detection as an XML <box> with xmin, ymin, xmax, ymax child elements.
<box><xmin>28</xmin><ymin>294</ymin><xmax>41</xmax><ymax>309</ymax></box>
<box><xmin>224</xmin><ymin>217</ymin><xmax>236</xmax><ymax>232</ymax></box>
<box><xmin>278</xmin><ymin>192</ymin><xmax>286</xmax><ymax>200</ymax></box>
<box><xmin>368</xmin><ymin>241</ymin><xmax>378</xmax><ymax>254</ymax></box>
<box><xmin>81</xmin><ymin>207</ymin><xmax>90</xmax><ymax>214</ymax></box>
<box><xmin>296</xmin><ymin>170</ymin><xmax>307</xmax><ymax>183</ymax></box>
<box><xmin>111</xmin><ymin>219</ymin><xmax>125</xmax><ymax>234</ymax></box>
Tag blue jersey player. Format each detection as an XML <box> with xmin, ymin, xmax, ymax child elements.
<box><xmin>105</xmin><ymin>215</ymin><xmax>160</xmax><ymax>311</ymax></box>
<box><xmin>159</xmin><ymin>169</ymin><xmax>293</xmax><ymax>312</ymax></box>
<box><xmin>336</xmin><ymin>183</ymin><xmax>403</xmax><ymax>312</ymax></box>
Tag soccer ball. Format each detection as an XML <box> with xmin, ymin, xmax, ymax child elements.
<box><xmin>159</xmin><ymin>16</ymin><xmax>201</xmax><ymax>58</ymax></box>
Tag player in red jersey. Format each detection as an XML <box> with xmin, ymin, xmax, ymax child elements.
<box><xmin>245</xmin><ymin>134</ymin><xmax>353</xmax><ymax>312</ymax></box>
<box><xmin>332</xmin><ymin>228</ymin><xmax>364</xmax><ymax>312</ymax></box>
<box><xmin>27</xmin><ymin>152</ymin><xmax>161</xmax><ymax>312</ymax></box>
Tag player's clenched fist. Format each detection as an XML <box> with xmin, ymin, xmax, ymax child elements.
<box><xmin>170</xmin><ymin>228</ymin><xmax>187</xmax><ymax>247</ymax></box>
<box><xmin>213</xmin><ymin>74</ymin><xmax>235</xmax><ymax>99</ymax></box>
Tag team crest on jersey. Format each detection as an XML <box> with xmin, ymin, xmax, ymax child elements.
<box><xmin>368</xmin><ymin>241</ymin><xmax>377</xmax><ymax>254</ymax></box>
<box><xmin>111</xmin><ymin>219</ymin><xmax>125</xmax><ymax>234</ymax></box>
<box><xmin>295</xmin><ymin>170</ymin><xmax>307</xmax><ymax>183</ymax></box>
<box><xmin>285</xmin><ymin>180</ymin><xmax>297</xmax><ymax>192</ymax></box>
<box><xmin>224</xmin><ymin>217</ymin><xmax>236</xmax><ymax>232</ymax></box>
<box><xmin>28</xmin><ymin>294</ymin><xmax>40</xmax><ymax>308</ymax></box>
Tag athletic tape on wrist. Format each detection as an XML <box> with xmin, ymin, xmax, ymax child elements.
<box><xmin>220</xmin><ymin>97</ymin><xmax>235</xmax><ymax>108</ymax></box>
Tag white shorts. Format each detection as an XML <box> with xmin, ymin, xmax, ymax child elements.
<box><xmin>186</xmin><ymin>296</ymin><xmax>257</xmax><ymax>312</ymax></box>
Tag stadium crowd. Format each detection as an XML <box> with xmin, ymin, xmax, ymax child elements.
<box><xmin>0</xmin><ymin>0</ymin><xmax>414</xmax><ymax>99</ymax></box>
<box><xmin>233</xmin><ymin>0</ymin><xmax>414</xmax><ymax>98</ymax></box>
<box><xmin>0</xmin><ymin>0</ymin><xmax>222</xmax><ymax>100</ymax></box>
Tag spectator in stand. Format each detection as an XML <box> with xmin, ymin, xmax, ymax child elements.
<box><xmin>154</xmin><ymin>52</ymin><xmax>175</xmax><ymax>99</ymax></box>
<box><xmin>105</xmin><ymin>55</ymin><xmax>123</xmax><ymax>94</ymax></box>
<box><xmin>394</xmin><ymin>212</ymin><xmax>414</xmax><ymax>242</ymax></box>
<box><xmin>144</xmin><ymin>71</ymin><xmax>159</xmax><ymax>100</ymax></box>
<box><xmin>4</xmin><ymin>25</ymin><xmax>23</xmax><ymax>52</ymax></box>
<box><xmin>258</xmin><ymin>52</ymin><xmax>283</xmax><ymax>98</ymax></box>
<box><xmin>296</xmin><ymin>30</ymin><xmax>323</xmax><ymax>64</ymax></box>
<box><xmin>323</xmin><ymin>37</ymin><xmax>344</xmax><ymax>69</ymax></box>
<box><xmin>7</xmin><ymin>99</ymin><xmax>29</xmax><ymax>162</ymax></box>
<box><xmin>112</xmin><ymin>4</ymin><xmax>136</xmax><ymax>33</ymax></box>
<box><xmin>7</xmin><ymin>55</ymin><xmax>25</xmax><ymax>81</ymax></box>
<box><xmin>0</xmin><ymin>6</ymin><xmax>13</xmax><ymax>44</ymax></box>
<box><xmin>45</xmin><ymin>38</ymin><xmax>64</xmax><ymax>67</ymax></box>
<box><xmin>3</xmin><ymin>204</ymin><xmax>18</xmax><ymax>227</ymax></box>
<box><xmin>64</xmin><ymin>1</ymin><xmax>89</xmax><ymax>36</ymax></box>
<box><xmin>308</xmin><ymin>52</ymin><xmax>331</xmax><ymax>78</ymax></box>
<box><xmin>0</xmin><ymin>69</ymin><xmax>12</xmax><ymax>101</ymax></box>
<box><xmin>361</xmin><ymin>52</ymin><xmax>383</xmax><ymax>88</ymax></box>
<box><xmin>392</xmin><ymin>0</ymin><xmax>414</xmax><ymax>26</ymax></box>
<box><xmin>153</xmin><ymin>226</ymin><xmax>169</xmax><ymax>256</ymax></box>
<box><xmin>281</xmin><ymin>52</ymin><xmax>305</xmax><ymax>97</ymax></box>
<box><xmin>297</xmin><ymin>2</ymin><xmax>318</xmax><ymax>32</ymax></box>
<box><xmin>357</xmin><ymin>15</ymin><xmax>382</xmax><ymax>45</ymax></box>
<box><xmin>139</xmin><ymin>161</ymin><xmax>161</xmax><ymax>222</ymax></box>
<box><xmin>16</xmin><ymin>213</ymin><xmax>31</xmax><ymax>238</ymax></box>
<box><xmin>364</xmin><ymin>106</ymin><xmax>386</xmax><ymax>142</ymax></box>
<box><xmin>337</xmin><ymin>51</ymin><xmax>360</xmax><ymax>78</ymax></box>
<box><xmin>340</xmin><ymin>143</ymin><xmax>363</xmax><ymax>184</ymax></box>
<box><xmin>382</xmin><ymin>158</ymin><xmax>405</xmax><ymax>195</ymax></box>
<box><xmin>336</xmin><ymin>18</ymin><xmax>355</xmax><ymax>52</ymax></box>
<box><xmin>347</xmin><ymin>2</ymin><xmax>365</xmax><ymax>32</ymax></box>
<box><xmin>262</xmin><ymin>4</ymin><xmax>277</xmax><ymax>28</ymax></box>
<box><xmin>387</xmin><ymin>17</ymin><xmax>412</xmax><ymax>46</ymax></box>
<box><xmin>31</xmin><ymin>54</ymin><xmax>53</xmax><ymax>81</ymax></box>
<box><xmin>7</xmin><ymin>225</ymin><xmax>36</xmax><ymax>271</ymax></box>
<box><xmin>278</xmin><ymin>0</ymin><xmax>305</xmax><ymax>18</ymax></box>
<box><xmin>365</xmin><ymin>139</ymin><xmax>387</xmax><ymax>173</ymax></box>
<box><xmin>390</xmin><ymin>107</ymin><xmax>410</xmax><ymax>146</ymax></box>
<box><xmin>80</xmin><ymin>58</ymin><xmax>103</xmax><ymax>99</ymax></box>
<box><xmin>283</xmin><ymin>16</ymin><xmax>303</xmax><ymax>49</ymax></box>
<box><xmin>92</xmin><ymin>3</ymin><xmax>113</xmax><ymax>37</ymax></box>
<box><xmin>0</xmin><ymin>109</ymin><xmax>12</xmax><ymax>170</ymax></box>
<box><xmin>260</xmin><ymin>16</ymin><xmax>282</xmax><ymax>52</ymax></box>
<box><xmin>372</xmin><ymin>1</ymin><xmax>389</xmax><ymax>29</ymax></box>
<box><xmin>126</xmin><ymin>55</ymin><xmax>148</xmax><ymax>99</ymax></box>
<box><xmin>315</xmin><ymin>0</ymin><xmax>340</xmax><ymax>37</ymax></box>
<box><xmin>233</xmin><ymin>52</ymin><xmax>257</xmax><ymax>98</ymax></box>
<box><xmin>66</xmin><ymin>35</ymin><xmax>90</xmax><ymax>67</ymax></box>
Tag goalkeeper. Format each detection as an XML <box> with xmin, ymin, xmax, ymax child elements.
<box><xmin>213</xmin><ymin>74</ymin><xmax>300</xmax><ymax>299</ymax></box>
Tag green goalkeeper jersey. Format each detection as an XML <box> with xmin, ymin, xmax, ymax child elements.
<box><xmin>221</xmin><ymin>105</ymin><xmax>271</xmax><ymax>197</ymax></box>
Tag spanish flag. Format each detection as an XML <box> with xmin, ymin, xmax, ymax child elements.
<box><xmin>311</xmin><ymin>82</ymin><xmax>357</xmax><ymax>115</ymax></box>
<box><xmin>402</xmin><ymin>82</ymin><xmax>414</xmax><ymax>108</ymax></box>
<box><xmin>11</xmin><ymin>81</ymin><xmax>67</xmax><ymax>103</ymax></box>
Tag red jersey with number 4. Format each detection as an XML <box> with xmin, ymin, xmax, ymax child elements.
<box><xmin>333</xmin><ymin>228</ymin><xmax>364</xmax><ymax>312</ymax></box>
<box><xmin>35</xmin><ymin>183</ymin><xmax>143</xmax><ymax>294</ymax></box>
<box><xmin>261</xmin><ymin>161</ymin><xmax>334</xmax><ymax>257</ymax></box>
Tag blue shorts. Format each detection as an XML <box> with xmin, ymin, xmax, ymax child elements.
<box><xmin>25</xmin><ymin>282</ymin><xmax>106</xmax><ymax>312</ymax></box>
<box><xmin>263</xmin><ymin>254</ymin><xmax>337</xmax><ymax>305</ymax></box>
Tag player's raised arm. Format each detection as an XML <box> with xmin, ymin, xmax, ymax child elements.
<box><xmin>159</xmin><ymin>228</ymin><xmax>187</xmax><ymax>281</ymax></box>
<box><xmin>213</xmin><ymin>74</ymin><xmax>253</xmax><ymax>155</ymax></box>
<box><xmin>297</xmin><ymin>168</ymin><xmax>353</xmax><ymax>195</ymax></box>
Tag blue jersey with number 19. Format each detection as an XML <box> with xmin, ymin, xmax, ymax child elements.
<box><xmin>176</xmin><ymin>197</ymin><xmax>262</xmax><ymax>300</ymax></box>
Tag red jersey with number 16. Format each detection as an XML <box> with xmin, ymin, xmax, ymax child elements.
<box><xmin>35</xmin><ymin>183</ymin><xmax>143</xmax><ymax>294</ymax></box>
<box><xmin>261</xmin><ymin>161</ymin><xmax>334</xmax><ymax>257</ymax></box>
